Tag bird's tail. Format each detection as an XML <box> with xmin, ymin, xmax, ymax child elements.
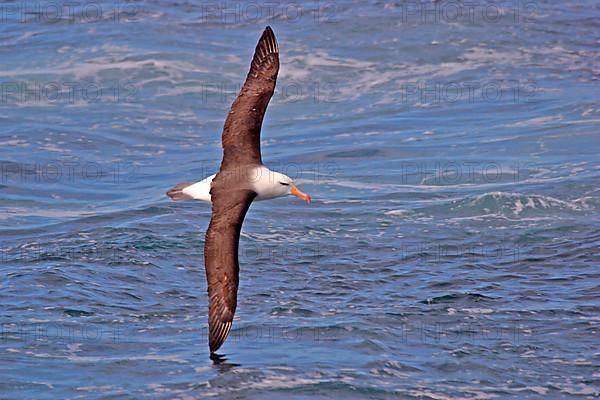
<box><xmin>166</xmin><ymin>182</ymin><xmax>194</xmax><ymax>201</ymax></box>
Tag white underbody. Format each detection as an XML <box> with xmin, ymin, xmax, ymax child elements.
<box><xmin>182</xmin><ymin>166</ymin><xmax>293</xmax><ymax>203</ymax></box>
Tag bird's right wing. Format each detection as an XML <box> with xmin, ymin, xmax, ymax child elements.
<box><xmin>204</xmin><ymin>181</ymin><xmax>257</xmax><ymax>353</ymax></box>
<box><xmin>219</xmin><ymin>26</ymin><xmax>280</xmax><ymax>170</ymax></box>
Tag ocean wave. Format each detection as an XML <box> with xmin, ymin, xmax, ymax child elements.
<box><xmin>386</xmin><ymin>191</ymin><xmax>595</xmax><ymax>221</ymax></box>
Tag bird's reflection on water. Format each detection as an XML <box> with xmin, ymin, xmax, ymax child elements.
<box><xmin>210</xmin><ymin>352</ymin><xmax>240</xmax><ymax>371</ymax></box>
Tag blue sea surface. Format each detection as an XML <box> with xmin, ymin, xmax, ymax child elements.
<box><xmin>1</xmin><ymin>1</ymin><xmax>599</xmax><ymax>398</ymax></box>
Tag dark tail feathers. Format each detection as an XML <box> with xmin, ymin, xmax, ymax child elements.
<box><xmin>167</xmin><ymin>182</ymin><xmax>194</xmax><ymax>201</ymax></box>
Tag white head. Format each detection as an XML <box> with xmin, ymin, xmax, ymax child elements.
<box><xmin>251</xmin><ymin>166</ymin><xmax>311</xmax><ymax>202</ymax></box>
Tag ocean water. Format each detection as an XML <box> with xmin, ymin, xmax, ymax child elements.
<box><xmin>1</xmin><ymin>0</ymin><xmax>599</xmax><ymax>398</ymax></box>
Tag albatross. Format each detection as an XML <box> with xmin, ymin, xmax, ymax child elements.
<box><xmin>167</xmin><ymin>26</ymin><xmax>311</xmax><ymax>354</ymax></box>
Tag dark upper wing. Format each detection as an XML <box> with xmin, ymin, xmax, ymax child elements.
<box><xmin>220</xmin><ymin>26</ymin><xmax>279</xmax><ymax>170</ymax></box>
<box><xmin>204</xmin><ymin>177</ymin><xmax>257</xmax><ymax>353</ymax></box>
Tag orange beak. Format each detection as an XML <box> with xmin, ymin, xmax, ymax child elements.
<box><xmin>290</xmin><ymin>184</ymin><xmax>311</xmax><ymax>203</ymax></box>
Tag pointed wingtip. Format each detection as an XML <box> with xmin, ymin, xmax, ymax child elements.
<box><xmin>258</xmin><ymin>26</ymin><xmax>278</xmax><ymax>55</ymax></box>
<box><xmin>209</xmin><ymin>320</ymin><xmax>233</xmax><ymax>353</ymax></box>
<box><xmin>247</xmin><ymin>25</ymin><xmax>279</xmax><ymax>78</ymax></box>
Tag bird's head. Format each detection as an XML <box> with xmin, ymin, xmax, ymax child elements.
<box><xmin>269</xmin><ymin>171</ymin><xmax>311</xmax><ymax>203</ymax></box>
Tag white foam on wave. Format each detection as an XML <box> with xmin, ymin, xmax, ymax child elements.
<box><xmin>330</xmin><ymin>171</ymin><xmax>578</xmax><ymax>194</ymax></box>
<box><xmin>282</xmin><ymin>45</ymin><xmax>535</xmax><ymax>105</ymax></box>
<box><xmin>384</xmin><ymin>209</ymin><xmax>410</xmax><ymax>217</ymax></box>
<box><xmin>329</xmin><ymin>180</ymin><xmax>390</xmax><ymax>191</ymax></box>
<box><xmin>0</xmin><ymin>207</ymin><xmax>92</xmax><ymax>221</ymax></box>
<box><xmin>385</xmin><ymin>191</ymin><xmax>593</xmax><ymax>223</ymax></box>
<box><xmin>462</xmin><ymin>308</ymin><xmax>494</xmax><ymax>314</ymax></box>
<box><xmin>470</xmin><ymin>191</ymin><xmax>586</xmax><ymax>215</ymax></box>
<box><xmin>505</xmin><ymin>115</ymin><xmax>563</xmax><ymax>128</ymax></box>
<box><xmin>1</xmin><ymin>51</ymin><xmax>202</xmax><ymax>86</ymax></box>
<box><xmin>76</xmin><ymin>385</ymin><xmax>115</xmax><ymax>392</ymax></box>
<box><xmin>194</xmin><ymin>368</ymin><xmax>325</xmax><ymax>397</ymax></box>
<box><xmin>65</xmin><ymin>353</ymin><xmax>189</xmax><ymax>364</ymax></box>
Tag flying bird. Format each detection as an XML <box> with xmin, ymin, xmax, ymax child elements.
<box><xmin>167</xmin><ymin>27</ymin><xmax>311</xmax><ymax>354</ymax></box>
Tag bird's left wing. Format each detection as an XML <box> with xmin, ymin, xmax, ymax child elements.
<box><xmin>204</xmin><ymin>182</ymin><xmax>257</xmax><ymax>353</ymax></box>
<box><xmin>219</xmin><ymin>26</ymin><xmax>279</xmax><ymax>170</ymax></box>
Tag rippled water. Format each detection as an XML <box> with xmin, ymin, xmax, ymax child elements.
<box><xmin>1</xmin><ymin>0</ymin><xmax>599</xmax><ymax>398</ymax></box>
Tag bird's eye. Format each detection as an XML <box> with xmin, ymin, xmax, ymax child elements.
<box><xmin>279</xmin><ymin>182</ymin><xmax>290</xmax><ymax>186</ymax></box>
